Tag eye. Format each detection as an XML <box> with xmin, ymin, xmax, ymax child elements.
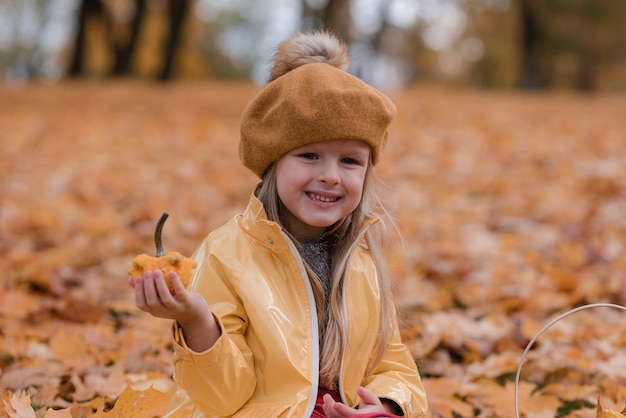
<box><xmin>341</xmin><ymin>157</ymin><xmax>362</xmax><ymax>165</ymax></box>
<box><xmin>300</xmin><ymin>152</ymin><xmax>318</xmax><ymax>160</ymax></box>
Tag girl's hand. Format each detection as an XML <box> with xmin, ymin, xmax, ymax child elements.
<box><xmin>128</xmin><ymin>270</ymin><xmax>221</xmax><ymax>352</ymax></box>
<box><xmin>128</xmin><ymin>269</ymin><xmax>208</xmax><ymax>325</ymax></box>
<box><xmin>322</xmin><ymin>387</ymin><xmax>389</xmax><ymax>417</ymax></box>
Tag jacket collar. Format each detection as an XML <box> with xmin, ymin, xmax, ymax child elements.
<box><xmin>236</xmin><ymin>193</ymin><xmax>288</xmax><ymax>251</ymax></box>
<box><xmin>236</xmin><ymin>192</ymin><xmax>379</xmax><ymax>250</ymax></box>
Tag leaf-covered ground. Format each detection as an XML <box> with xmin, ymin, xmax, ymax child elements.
<box><xmin>1</xmin><ymin>81</ymin><xmax>626</xmax><ymax>417</ymax></box>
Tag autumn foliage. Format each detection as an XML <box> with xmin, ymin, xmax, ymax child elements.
<box><xmin>1</xmin><ymin>81</ymin><xmax>626</xmax><ymax>417</ymax></box>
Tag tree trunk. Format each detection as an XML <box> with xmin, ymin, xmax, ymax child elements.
<box><xmin>110</xmin><ymin>0</ymin><xmax>147</xmax><ymax>76</ymax></box>
<box><xmin>577</xmin><ymin>49</ymin><xmax>596</xmax><ymax>91</ymax></box>
<box><xmin>69</xmin><ymin>0</ymin><xmax>105</xmax><ymax>76</ymax></box>
<box><xmin>300</xmin><ymin>0</ymin><xmax>354</xmax><ymax>43</ymax></box>
<box><xmin>518</xmin><ymin>0</ymin><xmax>547</xmax><ymax>89</ymax></box>
<box><xmin>159</xmin><ymin>0</ymin><xmax>189</xmax><ymax>82</ymax></box>
<box><xmin>322</xmin><ymin>0</ymin><xmax>353</xmax><ymax>42</ymax></box>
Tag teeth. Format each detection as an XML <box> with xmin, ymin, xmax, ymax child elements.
<box><xmin>308</xmin><ymin>193</ymin><xmax>337</xmax><ymax>202</ymax></box>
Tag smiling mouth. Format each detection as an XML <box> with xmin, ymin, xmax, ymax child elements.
<box><xmin>307</xmin><ymin>192</ymin><xmax>338</xmax><ymax>202</ymax></box>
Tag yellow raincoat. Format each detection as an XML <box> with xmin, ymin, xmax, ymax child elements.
<box><xmin>163</xmin><ymin>194</ymin><xmax>428</xmax><ymax>417</ymax></box>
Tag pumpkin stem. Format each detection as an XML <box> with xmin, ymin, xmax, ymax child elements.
<box><xmin>154</xmin><ymin>212</ymin><xmax>169</xmax><ymax>256</ymax></box>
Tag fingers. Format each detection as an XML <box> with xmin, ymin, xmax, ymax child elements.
<box><xmin>134</xmin><ymin>270</ymin><xmax>173</xmax><ymax>311</ymax></box>
<box><xmin>168</xmin><ymin>271</ymin><xmax>186</xmax><ymax>298</ymax></box>
<box><xmin>357</xmin><ymin>386</ymin><xmax>382</xmax><ymax>408</ymax></box>
<box><xmin>323</xmin><ymin>393</ymin><xmax>355</xmax><ymax>418</ymax></box>
<box><xmin>321</xmin><ymin>394</ymin><xmax>343</xmax><ymax>418</ymax></box>
<box><xmin>321</xmin><ymin>387</ymin><xmax>385</xmax><ymax>417</ymax></box>
<box><xmin>153</xmin><ymin>270</ymin><xmax>176</xmax><ymax>302</ymax></box>
<box><xmin>132</xmin><ymin>270</ymin><xmax>198</xmax><ymax>322</ymax></box>
<box><xmin>142</xmin><ymin>270</ymin><xmax>161</xmax><ymax>304</ymax></box>
<box><xmin>133</xmin><ymin>274</ymin><xmax>147</xmax><ymax>309</ymax></box>
<box><xmin>322</xmin><ymin>394</ymin><xmax>336</xmax><ymax>410</ymax></box>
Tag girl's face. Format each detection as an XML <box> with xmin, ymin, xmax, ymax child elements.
<box><xmin>275</xmin><ymin>139</ymin><xmax>370</xmax><ymax>242</ymax></box>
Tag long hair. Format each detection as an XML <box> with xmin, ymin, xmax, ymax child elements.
<box><xmin>255</xmin><ymin>160</ymin><xmax>398</xmax><ymax>389</ymax></box>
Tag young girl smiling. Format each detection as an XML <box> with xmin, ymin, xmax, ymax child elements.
<box><xmin>130</xmin><ymin>31</ymin><xmax>428</xmax><ymax>418</ymax></box>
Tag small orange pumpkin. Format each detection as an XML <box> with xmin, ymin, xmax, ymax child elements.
<box><xmin>128</xmin><ymin>212</ymin><xmax>197</xmax><ymax>292</ymax></box>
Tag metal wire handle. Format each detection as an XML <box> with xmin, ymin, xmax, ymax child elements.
<box><xmin>514</xmin><ymin>303</ymin><xmax>626</xmax><ymax>418</ymax></box>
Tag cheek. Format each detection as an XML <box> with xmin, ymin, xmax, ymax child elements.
<box><xmin>275</xmin><ymin>162</ymin><xmax>302</xmax><ymax>201</ymax></box>
<box><xmin>346</xmin><ymin>174</ymin><xmax>366</xmax><ymax>202</ymax></box>
<box><xmin>275</xmin><ymin>178</ymin><xmax>291</xmax><ymax>205</ymax></box>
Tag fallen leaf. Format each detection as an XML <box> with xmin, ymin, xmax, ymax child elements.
<box><xmin>2</xmin><ymin>391</ymin><xmax>35</xmax><ymax>418</ymax></box>
<box><xmin>94</xmin><ymin>382</ymin><xmax>176</xmax><ymax>418</ymax></box>
<box><xmin>3</xmin><ymin>82</ymin><xmax>626</xmax><ymax>417</ymax></box>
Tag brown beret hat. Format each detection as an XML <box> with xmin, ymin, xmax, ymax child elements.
<box><xmin>239</xmin><ymin>32</ymin><xmax>397</xmax><ymax>178</ymax></box>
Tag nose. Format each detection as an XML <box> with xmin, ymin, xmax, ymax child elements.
<box><xmin>318</xmin><ymin>160</ymin><xmax>340</xmax><ymax>185</ymax></box>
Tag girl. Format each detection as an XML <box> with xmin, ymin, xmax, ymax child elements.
<box><xmin>130</xmin><ymin>31</ymin><xmax>428</xmax><ymax>418</ymax></box>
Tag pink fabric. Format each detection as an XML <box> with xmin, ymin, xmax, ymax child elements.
<box><xmin>311</xmin><ymin>388</ymin><xmax>342</xmax><ymax>417</ymax></box>
<box><xmin>310</xmin><ymin>388</ymin><xmax>401</xmax><ymax>418</ymax></box>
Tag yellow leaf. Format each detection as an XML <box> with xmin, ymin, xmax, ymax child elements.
<box><xmin>49</xmin><ymin>332</ymin><xmax>89</xmax><ymax>362</ymax></box>
<box><xmin>597</xmin><ymin>396</ymin><xmax>626</xmax><ymax>418</ymax></box>
<box><xmin>2</xmin><ymin>391</ymin><xmax>36</xmax><ymax>418</ymax></box>
<box><xmin>520</xmin><ymin>317</ymin><xmax>543</xmax><ymax>341</ymax></box>
<box><xmin>422</xmin><ymin>378</ymin><xmax>474</xmax><ymax>418</ymax></box>
<box><xmin>95</xmin><ymin>380</ymin><xmax>176</xmax><ymax>418</ymax></box>
<box><xmin>42</xmin><ymin>409</ymin><xmax>72</xmax><ymax>418</ymax></box>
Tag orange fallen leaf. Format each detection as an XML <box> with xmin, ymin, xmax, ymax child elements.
<box><xmin>1</xmin><ymin>391</ymin><xmax>35</xmax><ymax>418</ymax></box>
<box><xmin>597</xmin><ymin>396</ymin><xmax>626</xmax><ymax>418</ymax></box>
<box><xmin>471</xmin><ymin>378</ymin><xmax>561</xmax><ymax>417</ymax></box>
<box><xmin>92</xmin><ymin>377</ymin><xmax>176</xmax><ymax>418</ymax></box>
<box><xmin>422</xmin><ymin>377</ymin><xmax>474</xmax><ymax>417</ymax></box>
<box><xmin>49</xmin><ymin>332</ymin><xmax>90</xmax><ymax>362</ymax></box>
<box><xmin>3</xmin><ymin>81</ymin><xmax>626</xmax><ymax>418</ymax></box>
<box><xmin>42</xmin><ymin>409</ymin><xmax>73</xmax><ymax>417</ymax></box>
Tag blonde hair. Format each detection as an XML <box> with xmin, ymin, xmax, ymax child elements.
<box><xmin>255</xmin><ymin>161</ymin><xmax>398</xmax><ymax>389</ymax></box>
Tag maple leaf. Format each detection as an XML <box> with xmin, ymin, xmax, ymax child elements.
<box><xmin>1</xmin><ymin>391</ymin><xmax>35</xmax><ymax>418</ymax></box>
<box><xmin>470</xmin><ymin>378</ymin><xmax>561</xmax><ymax>417</ymax></box>
<box><xmin>92</xmin><ymin>380</ymin><xmax>176</xmax><ymax>418</ymax></box>
<box><xmin>3</xmin><ymin>81</ymin><xmax>626</xmax><ymax>418</ymax></box>
<box><xmin>597</xmin><ymin>396</ymin><xmax>626</xmax><ymax>418</ymax></box>
<box><xmin>42</xmin><ymin>409</ymin><xmax>72</xmax><ymax>418</ymax></box>
<box><xmin>421</xmin><ymin>378</ymin><xmax>474</xmax><ymax>417</ymax></box>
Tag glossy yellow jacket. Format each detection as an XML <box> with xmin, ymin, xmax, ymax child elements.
<box><xmin>164</xmin><ymin>194</ymin><xmax>428</xmax><ymax>417</ymax></box>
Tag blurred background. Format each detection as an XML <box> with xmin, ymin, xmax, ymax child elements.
<box><xmin>2</xmin><ymin>2</ymin><xmax>626</xmax><ymax>416</ymax></box>
<box><xmin>1</xmin><ymin>0</ymin><xmax>625</xmax><ymax>91</ymax></box>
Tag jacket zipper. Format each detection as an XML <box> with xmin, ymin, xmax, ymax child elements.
<box><xmin>280</xmin><ymin>221</ymin><xmax>373</xmax><ymax>414</ymax></box>
<box><xmin>281</xmin><ymin>231</ymin><xmax>320</xmax><ymax>417</ymax></box>
<box><xmin>337</xmin><ymin>224</ymin><xmax>372</xmax><ymax>406</ymax></box>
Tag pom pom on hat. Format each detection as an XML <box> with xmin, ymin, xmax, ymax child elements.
<box><xmin>269</xmin><ymin>31</ymin><xmax>351</xmax><ymax>81</ymax></box>
<box><xmin>240</xmin><ymin>31</ymin><xmax>397</xmax><ymax>178</ymax></box>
